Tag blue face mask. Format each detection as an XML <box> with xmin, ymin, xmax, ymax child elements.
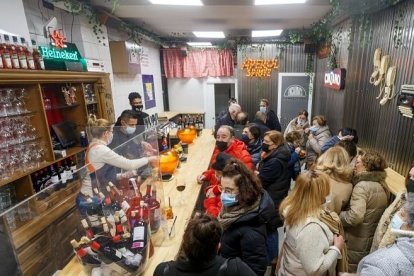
<box><xmin>241</xmin><ymin>134</ymin><xmax>250</xmax><ymax>144</ymax></box>
<box><xmin>125</xmin><ymin>126</ymin><xmax>136</xmax><ymax>135</ymax></box>
<box><xmin>309</xmin><ymin>126</ymin><xmax>319</xmax><ymax>133</ymax></box>
<box><xmin>391</xmin><ymin>213</ymin><xmax>405</xmax><ymax>230</ymax></box>
<box><xmin>221</xmin><ymin>192</ymin><xmax>238</xmax><ymax>207</ymax></box>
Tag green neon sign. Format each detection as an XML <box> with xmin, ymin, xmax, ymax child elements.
<box><xmin>39</xmin><ymin>43</ymin><xmax>82</xmax><ymax>62</ymax></box>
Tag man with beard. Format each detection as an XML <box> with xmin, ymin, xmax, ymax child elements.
<box><xmin>128</xmin><ymin>92</ymin><xmax>149</xmax><ymax>126</ymax></box>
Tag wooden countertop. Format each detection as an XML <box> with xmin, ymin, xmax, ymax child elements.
<box><xmin>60</xmin><ymin>130</ymin><xmax>215</xmax><ymax>276</ymax></box>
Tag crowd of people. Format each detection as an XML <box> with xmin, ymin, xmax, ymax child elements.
<box><xmin>155</xmin><ymin>98</ymin><xmax>414</xmax><ymax>276</ymax></box>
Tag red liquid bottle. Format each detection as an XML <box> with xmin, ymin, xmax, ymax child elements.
<box><xmin>130</xmin><ymin>200</ymin><xmax>148</xmax><ymax>254</ymax></box>
<box><xmin>81</xmin><ymin>219</ymin><xmax>94</xmax><ymax>239</ymax></box>
<box><xmin>1</xmin><ymin>35</ymin><xmax>12</xmax><ymax>69</ymax></box>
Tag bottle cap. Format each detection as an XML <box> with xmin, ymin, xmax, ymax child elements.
<box><xmin>90</xmin><ymin>241</ymin><xmax>100</xmax><ymax>251</ymax></box>
<box><xmin>108</xmin><ymin>182</ymin><xmax>114</xmax><ymax>187</ymax></box>
<box><xmin>113</xmin><ymin>235</ymin><xmax>121</xmax><ymax>243</ymax></box>
<box><xmin>70</xmin><ymin>239</ymin><xmax>79</xmax><ymax>248</ymax></box>
<box><xmin>81</xmin><ymin>219</ymin><xmax>89</xmax><ymax>228</ymax></box>
<box><xmin>77</xmin><ymin>247</ymin><xmax>87</xmax><ymax>258</ymax></box>
<box><xmin>106</xmin><ymin>186</ymin><xmax>111</xmax><ymax>192</ymax></box>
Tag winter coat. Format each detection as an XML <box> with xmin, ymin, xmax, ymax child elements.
<box><xmin>265</xmin><ymin>109</ymin><xmax>281</xmax><ymax>131</ymax></box>
<box><xmin>358</xmin><ymin>237</ymin><xmax>414</xmax><ymax>276</ymax></box>
<box><xmin>284</xmin><ymin>117</ymin><xmax>309</xmax><ymax>146</ymax></box>
<box><xmin>371</xmin><ymin>191</ymin><xmax>407</xmax><ymax>252</ymax></box>
<box><xmin>287</xmin><ymin>142</ymin><xmax>301</xmax><ymax>180</ymax></box>
<box><xmin>339</xmin><ymin>171</ymin><xmax>390</xmax><ymax>272</ymax></box>
<box><xmin>258</xmin><ymin>144</ymin><xmax>291</xmax><ymax>227</ymax></box>
<box><xmin>321</xmin><ymin>135</ymin><xmax>340</xmax><ymax>153</ymax></box>
<box><xmin>209</xmin><ymin>139</ymin><xmax>254</xmax><ymax>170</ymax></box>
<box><xmin>219</xmin><ymin>191</ymin><xmax>278</xmax><ymax>276</ymax></box>
<box><xmin>215</xmin><ymin>112</ymin><xmax>235</xmax><ymax>133</ymax></box>
<box><xmin>278</xmin><ymin>216</ymin><xmax>340</xmax><ymax>276</ymax></box>
<box><xmin>251</xmin><ymin>119</ymin><xmax>270</xmax><ymax>138</ymax></box>
<box><xmin>306</xmin><ymin>125</ymin><xmax>331</xmax><ymax>167</ymax></box>
<box><xmin>154</xmin><ymin>255</ymin><xmax>256</xmax><ymax>276</ymax></box>
<box><xmin>246</xmin><ymin>137</ymin><xmax>263</xmax><ymax>167</ymax></box>
<box><xmin>326</xmin><ymin>177</ymin><xmax>353</xmax><ymax>215</ymax></box>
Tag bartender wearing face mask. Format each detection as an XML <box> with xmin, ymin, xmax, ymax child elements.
<box><xmin>197</xmin><ymin>125</ymin><xmax>254</xmax><ymax>185</ymax></box>
<box><xmin>128</xmin><ymin>92</ymin><xmax>149</xmax><ymax>126</ymax></box>
<box><xmin>112</xmin><ymin>110</ymin><xmax>139</xmax><ymax>158</ymax></box>
<box><xmin>77</xmin><ymin>115</ymin><xmax>158</xmax><ymax>217</ymax></box>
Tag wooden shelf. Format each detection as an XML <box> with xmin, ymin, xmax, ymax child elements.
<box><xmin>12</xmin><ymin>183</ymin><xmax>80</xmax><ymax>249</ymax></box>
<box><xmin>45</xmin><ymin>103</ymin><xmax>81</xmax><ymax>111</ymax></box>
<box><xmin>0</xmin><ymin>146</ymin><xmax>85</xmax><ymax>188</ymax></box>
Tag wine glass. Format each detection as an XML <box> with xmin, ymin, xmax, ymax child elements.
<box><xmin>175</xmin><ymin>176</ymin><xmax>186</xmax><ymax>206</ymax></box>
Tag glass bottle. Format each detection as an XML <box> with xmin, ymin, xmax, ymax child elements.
<box><xmin>1</xmin><ymin>35</ymin><xmax>12</xmax><ymax>69</ymax></box>
<box><xmin>9</xmin><ymin>36</ymin><xmax>20</xmax><ymax>69</ymax></box>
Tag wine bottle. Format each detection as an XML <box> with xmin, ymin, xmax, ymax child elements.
<box><xmin>50</xmin><ymin>165</ymin><xmax>60</xmax><ymax>190</ymax></box>
<box><xmin>32</xmin><ymin>173</ymin><xmax>41</xmax><ymax>192</ymax></box>
<box><xmin>16</xmin><ymin>37</ymin><xmax>28</xmax><ymax>69</ymax></box>
<box><xmin>101</xmin><ymin>217</ymin><xmax>109</xmax><ymax>234</ymax></box>
<box><xmin>70</xmin><ymin>156</ymin><xmax>77</xmax><ymax>180</ymax></box>
<box><xmin>71</xmin><ymin>239</ymin><xmax>101</xmax><ymax>265</ymax></box>
<box><xmin>8</xmin><ymin>36</ymin><xmax>20</xmax><ymax>69</ymax></box>
<box><xmin>81</xmin><ymin>219</ymin><xmax>95</xmax><ymax>239</ymax></box>
<box><xmin>114</xmin><ymin>212</ymin><xmax>124</xmax><ymax>236</ymax></box>
<box><xmin>57</xmin><ymin>161</ymin><xmax>67</xmax><ymax>188</ymax></box>
<box><xmin>90</xmin><ymin>240</ymin><xmax>123</xmax><ymax>263</ymax></box>
<box><xmin>130</xmin><ymin>201</ymin><xmax>148</xmax><ymax>253</ymax></box>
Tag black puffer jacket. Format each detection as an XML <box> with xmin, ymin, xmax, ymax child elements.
<box><xmin>219</xmin><ymin>191</ymin><xmax>277</xmax><ymax>276</ymax></box>
<box><xmin>258</xmin><ymin>144</ymin><xmax>291</xmax><ymax>227</ymax></box>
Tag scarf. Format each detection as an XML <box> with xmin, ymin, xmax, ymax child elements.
<box><xmin>218</xmin><ymin>196</ymin><xmax>261</xmax><ymax>231</ymax></box>
<box><xmin>319</xmin><ymin>209</ymin><xmax>349</xmax><ymax>273</ymax></box>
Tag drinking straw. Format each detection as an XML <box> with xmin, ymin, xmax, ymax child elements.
<box><xmin>169</xmin><ymin>216</ymin><xmax>177</xmax><ymax>237</ymax></box>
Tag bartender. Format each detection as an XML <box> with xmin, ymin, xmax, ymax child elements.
<box><xmin>76</xmin><ymin>115</ymin><xmax>157</xmax><ymax>216</ymax></box>
<box><xmin>129</xmin><ymin>92</ymin><xmax>149</xmax><ymax>126</ymax></box>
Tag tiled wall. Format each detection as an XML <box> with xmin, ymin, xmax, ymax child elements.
<box><xmin>20</xmin><ymin>0</ymin><xmax>164</xmax><ymax>120</ymax></box>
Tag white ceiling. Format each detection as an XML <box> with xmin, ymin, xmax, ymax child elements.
<box><xmin>91</xmin><ymin>0</ymin><xmax>332</xmax><ymax>42</ymax></box>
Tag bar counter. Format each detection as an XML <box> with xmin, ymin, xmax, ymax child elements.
<box><xmin>60</xmin><ymin>130</ymin><xmax>216</xmax><ymax>275</ymax></box>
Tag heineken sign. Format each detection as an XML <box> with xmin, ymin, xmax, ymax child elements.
<box><xmin>39</xmin><ymin>46</ymin><xmax>80</xmax><ymax>61</ymax></box>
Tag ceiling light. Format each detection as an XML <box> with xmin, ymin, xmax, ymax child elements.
<box><xmin>192</xmin><ymin>31</ymin><xmax>225</xmax><ymax>38</ymax></box>
<box><xmin>252</xmin><ymin>30</ymin><xmax>283</xmax><ymax>37</ymax></box>
<box><xmin>255</xmin><ymin>0</ymin><xmax>306</xmax><ymax>5</ymax></box>
<box><xmin>149</xmin><ymin>0</ymin><xmax>203</xmax><ymax>6</ymax></box>
<box><xmin>187</xmin><ymin>42</ymin><xmax>213</xmax><ymax>47</ymax></box>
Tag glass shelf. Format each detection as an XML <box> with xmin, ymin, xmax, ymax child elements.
<box><xmin>0</xmin><ymin>111</ymin><xmax>36</xmax><ymax>119</ymax></box>
<box><xmin>45</xmin><ymin>103</ymin><xmax>80</xmax><ymax>111</ymax></box>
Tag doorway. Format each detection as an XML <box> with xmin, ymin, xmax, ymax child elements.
<box><xmin>214</xmin><ymin>83</ymin><xmax>235</xmax><ymax>123</ymax></box>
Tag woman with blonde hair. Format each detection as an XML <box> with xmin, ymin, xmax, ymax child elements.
<box><xmin>340</xmin><ymin>150</ymin><xmax>390</xmax><ymax>272</ymax></box>
<box><xmin>278</xmin><ymin>171</ymin><xmax>345</xmax><ymax>276</ymax></box>
<box><xmin>315</xmin><ymin>146</ymin><xmax>353</xmax><ymax>214</ymax></box>
<box><xmin>77</xmin><ymin>115</ymin><xmax>158</xmax><ymax>216</ymax></box>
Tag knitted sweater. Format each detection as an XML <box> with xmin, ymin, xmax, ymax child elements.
<box><xmin>358</xmin><ymin>237</ymin><xmax>414</xmax><ymax>276</ymax></box>
<box><xmin>278</xmin><ymin>217</ymin><xmax>340</xmax><ymax>276</ymax></box>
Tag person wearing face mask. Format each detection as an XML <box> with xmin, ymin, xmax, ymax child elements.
<box><xmin>339</xmin><ymin>150</ymin><xmax>390</xmax><ymax>272</ymax></box>
<box><xmin>197</xmin><ymin>125</ymin><xmax>253</xmax><ymax>185</ymax></box>
<box><xmin>112</xmin><ymin>110</ymin><xmax>139</xmax><ymax>157</ymax></box>
<box><xmin>371</xmin><ymin>164</ymin><xmax>414</xmax><ymax>252</ymax></box>
<box><xmin>284</xmin><ymin>110</ymin><xmax>309</xmax><ymax>146</ymax></box>
<box><xmin>218</xmin><ymin>158</ymin><xmax>277</xmax><ymax>276</ymax></box>
<box><xmin>257</xmin><ymin>131</ymin><xmax>291</xmax><ymax>228</ymax></box>
<box><xmin>259</xmin><ymin>99</ymin><xmax>281</xmax><ymax>131</ymax></box>
<box><xmin>77</xmin><ymin>115</ymin><xmax>158</xmax><ymax>214</ymax></box>
<box><xmin>357</xmin><ymin>191</ymin><xmax>414</xmax><ymax>276</ymax></box>
<box><xmin>241</xmin><ymin>125</ymin><xmax>263</xmax><ymax>167</ymax></box>
<box><xmin>278</xmin><ymin>171</ymin><xmax>345</xmax><ymax>276</ymax></box>
<box><xmin>203</xmin><ymin>152</ymin><xmax>232</xmax><ymax>217</ymax></box>
<box><xmin>305</xmin><ymin>115</ymin><xmax>332</xmax><ymax>169</ymax></box>
<box><xmin>128</xmin><ymin>92</ymin><xmax>149</xmax><ymax>126</ymax></box>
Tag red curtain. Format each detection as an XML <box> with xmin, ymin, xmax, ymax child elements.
<box><xmin>162</xmin><ymin>48</ymin><xmax>234</xmax><ymax>78</ymax></box>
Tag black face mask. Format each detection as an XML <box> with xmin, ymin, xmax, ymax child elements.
<box><xmin>133</xmin><ymin>105</ymin><xmax>144</xmax><ymax>112</ymax></box>
<box><xmin>261</xmin><ymin>143</ymin><xmax>271</xmax><ymax>153</ymax></box>
<box><xmin>407</xmin><ymin>179</ymin><xmax>414</xmax><ymax>193</ymax></box>
<box><xmin>216</xmin><ymin>141</ymin><xmax>228</xmax><ymax>152</ymax></box>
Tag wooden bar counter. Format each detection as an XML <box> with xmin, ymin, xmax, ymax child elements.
<box><xmin>60</xmin><ymin>130</ymin><xmax>216</xmax><ymax>276</ymax></box>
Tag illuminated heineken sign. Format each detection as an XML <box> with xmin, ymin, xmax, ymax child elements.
<box><xmin>39</xmin><ymin>46</ymin><xmax>80</xmax><ymax>61</ymax></box>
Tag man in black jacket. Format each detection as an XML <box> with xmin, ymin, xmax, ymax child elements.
<box><xmin>214</xmin><ymin>103</ymin><xmax>241</xmax><ymax>134</ymax></box>
<box><xmin>128</xmin><ymin>92</ymin><xmax>149</xmax><ymax>126</ymax></box>
<box><xmin>259</xmin><ymin>99</ymin><xmax>281</xmax><ymax>131</ymax></box>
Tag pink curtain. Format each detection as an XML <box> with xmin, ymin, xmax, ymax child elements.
<box><xmin>162</xmin><ymin>48</ymin><xmax>234</xmax><ymax>78</ymax></box>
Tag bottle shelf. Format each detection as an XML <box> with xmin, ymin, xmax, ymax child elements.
<box><xmin>45</xmin><ymin>103</ymin><xmax>81</xmax><ymax>111</ymax></box>
<box><xmin>0</xmin><ymin>146</ymin><xmax>85</xmax><ymax>188</ymax></box>
<box><xmin>0</xmin><ymin>111</ymin><xmax>36</xmax><ymax>119</ymax></box>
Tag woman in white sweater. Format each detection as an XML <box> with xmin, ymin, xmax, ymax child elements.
<box><xmin>77</xmin><ymin>116</ymin><xmax>157</xmax><ymax>214</ymax></box>
<box><xmin>277</xmin><ymin>170</ymin><xmax>345</xmax><ymax>276</ymax></box>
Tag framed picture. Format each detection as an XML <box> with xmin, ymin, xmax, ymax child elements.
<box><xmin>142</xmin><ymin>74</ymin><xmax>156</xmax><ymax>109</ymax></box>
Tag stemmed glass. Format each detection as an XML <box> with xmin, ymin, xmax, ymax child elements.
<box><xmin>175</xmin><ymin>176</ymin><xmax>186</xmax><ymax>206</ymax></box>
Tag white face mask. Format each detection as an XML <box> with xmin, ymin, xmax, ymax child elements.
<box><xmin>259</xmin><ymin>106</ymin><xmax>267</xmax><ymax>113</ymax></box>
<box><xmin>125</xmin><ymin>126</ymin><xmax>136</xmax><ymax>135</ymax></box>
<box><xmin>297</xmin><ymin>119</ymin><xmax>305</xmax><ymax>126</ymax></box>
<box><xmin>391</xmin><ymin>213</ymin><xmax>405</xmax><ymax>230</ymax></box>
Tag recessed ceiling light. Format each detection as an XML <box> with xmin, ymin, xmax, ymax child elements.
<box><xmin>255</xmin><ymin>0</ymin><xmax>306</xmax><ymax>5</ymax></box>
<box><xmin>192</xmin><ymin>31</ymin><xmax>225</xmax><ymax>38</ymax></box>
<box><xmin>252</xmin><ymin>30</ymin><xmax>283</xmax><ymax>37</ymax></box>
<box><xmin>149</xmin><ymin>0</ymin><xmax>203</xmax><ymax>6</ymax></box>
<box><xmin>187</xmin><ymin>42</ymin><xmax>213</xmax><ymax>46</ymax></box>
